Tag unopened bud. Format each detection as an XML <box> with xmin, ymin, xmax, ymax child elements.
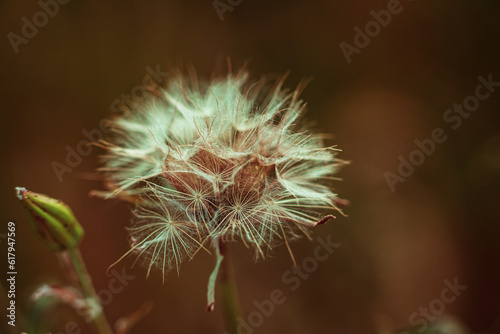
<box><xmin>16</xmin><ymin>187</ymin><xmax>84</xmax><ymax>251</ymax></box>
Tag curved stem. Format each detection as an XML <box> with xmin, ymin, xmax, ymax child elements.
<box><xmin>219</xmin><ymin>241</ymin><xmax>241</xmax><ymax>334</ymax></box>
<box><xmin>67</xmin><ymin>248</ymin><xmax>114</xmax><ymax>334</ymax></box>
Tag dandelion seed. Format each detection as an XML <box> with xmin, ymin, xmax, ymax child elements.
<box><xmin>98</xmin><ymin>66</ymin><xmax>347</xmax><ymax>308</ymax></box>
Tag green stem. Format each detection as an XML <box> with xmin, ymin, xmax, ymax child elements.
<box><xmin>67</xmin><ymin>248</ymin><xmax>113</xmax><ymax>334</ymax></box>
<box><xmin>219</xmin><ymin>242</ymin><xmax>241</xmax><ymax>334</ymax></box>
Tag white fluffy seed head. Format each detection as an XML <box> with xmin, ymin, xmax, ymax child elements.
<box><xmin>99</xmin><ymin>67</ymin><xmax>346</xmax><ymax>276</ymax></box>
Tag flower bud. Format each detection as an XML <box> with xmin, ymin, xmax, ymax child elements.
<box><xmin>16</xmin><ymin>187</ymin><xmax>84</xmax><ymax>251</ymax></box>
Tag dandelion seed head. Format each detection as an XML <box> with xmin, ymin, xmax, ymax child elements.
<box><xmin>100</xmin><ymin>67</ymin><xmax>346</xmax><ymax>276</ymax></box>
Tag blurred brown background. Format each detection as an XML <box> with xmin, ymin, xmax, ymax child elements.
<box><xmin>1</xmin><ymin>0</ymin><xmax>500</xmax><ymax>333</ymax></box>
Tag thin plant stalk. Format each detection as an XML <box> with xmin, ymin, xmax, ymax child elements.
<box><xmin>219</xmin><ymin>241</ymin><xmax>241</xmax><ymax>334</ymax></box>
<box><xmin>67</xmin><ymin>248</ymin><xmax>114</xmax><ymax>334</ymax></box>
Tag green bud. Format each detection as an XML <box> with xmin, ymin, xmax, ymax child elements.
<box><xmin>16</xmin><ymin>187</ymin><xmax>84</xmax><ymax>251</ymax></box>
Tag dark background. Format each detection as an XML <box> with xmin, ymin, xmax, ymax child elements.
<box><xmin>1</xmin><ymin>0</ymin><xmax>500</xmax><ymax>333</ymax></box>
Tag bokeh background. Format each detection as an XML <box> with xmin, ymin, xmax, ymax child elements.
<box><xmin>1</xmin><ymin>1</ymin><xmax>500</xmax><ymax>333</ymax></box>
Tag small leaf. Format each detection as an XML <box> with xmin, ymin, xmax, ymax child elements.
<box><xmin>206</xmin><ymin>243</ymin><xmax>224</xmax><ymax>312</ymax></box>
<box><xmin>31</xmin><ymin>284</ymin><xmax>87</xmax><ymax>311</ymax></box>
<box><xmin>115</xmin><ymin>301</ymin><xmax>153</xmax><ymax>334</ymax></box>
